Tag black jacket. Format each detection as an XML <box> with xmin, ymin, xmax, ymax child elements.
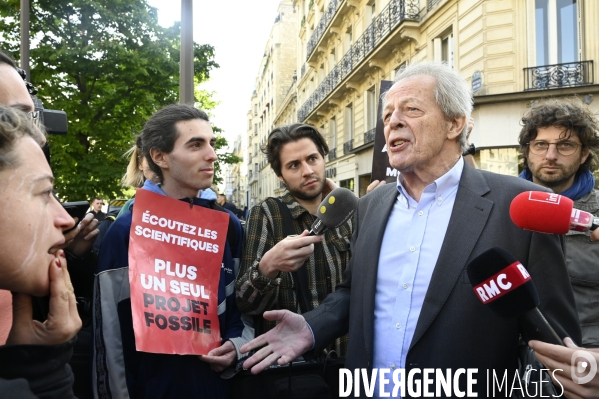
<box><xmin>304</xmin><ymin>163</ymin><xmax>581</xmax><ymax>398</ymax></box>
<box><xmin>0</xmin><ymin>338</ymin><xmax>77</xmax><ymax>398</ymax></box>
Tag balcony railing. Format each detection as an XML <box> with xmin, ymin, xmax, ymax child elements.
<box><xmin>300</xmin><ymin>63</ymin><xmax>307</xmax><ymax>79</ymax></box>
<box><xmin>427</xmin><ymin>0</ymin><xmax>443</xmax><ymax>11</ymax></box>
<box><xmin>306</xmin><ymin>0</ymin><xmax>343</xmax><ymax>60</ymax></box>
<box><xmin>328</xmin><ymin>147</ymin><xmax>337</xmax><ymax>161</ymax></box>
<box><xmin>298</xmin><ymin>0</ymin><xmax>419</xmax><ymax>122</ymax></box>
<box><xmin>364</xmin><ymin>128</ymin><xmax>376</xmax><ymax>144</ymax></box>
<box><xmin>248</xmin><ymin>170</ymin><xmax>259</xmax><ymax>184</ymax></box>
<box><xmin>524</xmin><ymin>61</ymin><xmax>594</xmax><ymax>91</ymax></box>
<box><xmin>343</xmin><ymin>139</ymin><xmax>353</xmax><ymax>154</ymax></box>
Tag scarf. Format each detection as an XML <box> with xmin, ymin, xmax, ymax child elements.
<box><xmin>519</xmin><ymin>168</ymin><xmax>595</xmax><ymax>201</ymax></box>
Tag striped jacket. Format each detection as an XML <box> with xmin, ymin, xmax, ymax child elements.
<box><xmin>235</xmin><ymin>193</ymin><xmax>352</xmax><ymax>356</ymax></box>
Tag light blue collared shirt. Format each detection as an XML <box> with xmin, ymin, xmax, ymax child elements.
<box><xmin>373</xmin><ymin>157</ymin><xmax>464</xmax><ymax>397</ymax></box>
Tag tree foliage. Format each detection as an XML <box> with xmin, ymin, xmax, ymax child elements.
<box><xmin>194</xmin><ymin>82</ymin><xmax>242</xmax><ymax>186</ymax></box>
<box><xmin>213</xmin><ymin>129</ymin><xmax>242</xmax><ymax>186</ymax></box>
<box><xmin>0</xmin><ymin>0</ymin><xmax>240</xmax><ymax>200</ymax></box>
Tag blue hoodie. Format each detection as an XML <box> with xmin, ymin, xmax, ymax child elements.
<box><xmin>93</xmin><ymin>180</ymin><xmax>244</xmax><ymax>399</ymax></box>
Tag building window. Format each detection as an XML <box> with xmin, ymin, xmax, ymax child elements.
<box><xmin>394</xmin><ymin>61</ymin><xmax>408</xmax><ymax>79</ymax></box>
<box><xmin>366</xmin><ymin>86</ymin><xmax>377</xmax><ymax>131</ymax></box>
<box><xmin>344</xmin><ymin>103</ymin><xmax>353</xmax><ymax>141</ymax></box>
<box><xmin>345</xmin><ymin>27</ymin><xmax>353</xmax><ymax>55</ymax></box>
<box><xmin>434</xmin><ymin>31</ymin><xmax>454</xmax><ymax>67</ymax></box>
<box><xmin>478</xmin><ymin>147</ymin><xmax>519</xmax><ymax>176</ymax></box>
<box><xmin>329</xmin><ymin>117</ymin><xmax>337</xmax><ymax>149</ymax></box>
<box><xmin>340</xmin><ymin>178</ymin><xmax>355</xmax><ymax>192</ymax></box>
<box><xmin>359</xmin><ymin>174</ymin><xmax>372</xmax><ymax>197</ymax></box>
<box><xmin>367</xmin><ymin>1</ymin><xmax>376</xmax><ymax>24</ymax></box>
<box><xmin>329</xmin><ymin>48</ymin><xmax>336</xmax><ymax>72</ymax></box>
<box><xmin>534</xmin><ymin>0</ymin><xmax>579</xmax><ymax>65</ymax></box>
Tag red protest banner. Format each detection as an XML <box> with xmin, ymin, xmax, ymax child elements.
<box><xmin>128</xmin><ymin>189</ymin><xmax>229</xmax><ymax>355</ymax></box>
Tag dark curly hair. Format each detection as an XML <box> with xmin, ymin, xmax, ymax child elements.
<box><xmin>263</xmin><ymin>123</ymin><xmax>328</xmax><ymax>177</ymax></box>
<box><xmin>518</xmin><ymin>98</ymin><xmax>599</xmax><ymax>171</ymax></box>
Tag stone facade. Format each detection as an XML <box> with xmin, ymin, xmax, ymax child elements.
<box><xmin>245</xmin><ymin>0</ymin><xmax>297</xmax><ymax>207</ymax></box>
<box><xmin>237</xmin><ymin>0</ymin><xmax>599</xmax><ymax>202</ymax></box>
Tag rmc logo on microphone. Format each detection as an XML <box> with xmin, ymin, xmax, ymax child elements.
<box><xmin>473</xmin><ymin>261</ymin><xmax>530</xmax><ymax>304</ymax></box>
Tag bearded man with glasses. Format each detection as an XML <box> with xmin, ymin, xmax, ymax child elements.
<box><xmin>519</xmin><ymin>98</ymin><xmax>599</xmax><ymax>348</ymax></box>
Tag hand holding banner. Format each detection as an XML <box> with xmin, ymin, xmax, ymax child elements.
<box><xmin>128</xmin><ymin>189</ymin><xmax>229</xmax><ymax>355</ymax></box>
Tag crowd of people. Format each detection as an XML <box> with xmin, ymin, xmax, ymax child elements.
<box><xmin>2</xmin><ymin>46</ymin><xmax>599</xmax><ymax>399</ymax></box>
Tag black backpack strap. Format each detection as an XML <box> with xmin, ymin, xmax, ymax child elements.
<box><xmin>271</xmin><ymin>198</ymin><xmax>313</xmax><ymax>314</ymax></box>
<box><xmin>211</xmin><ymin>202</ymin><xmax>238</xmax><ymax>255</ymax></box>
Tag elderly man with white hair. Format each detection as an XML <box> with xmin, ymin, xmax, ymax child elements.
<box><xmin>240</xmin><ymin>62</ymin><xmax>581</xmax><ymax>398</ymax></box>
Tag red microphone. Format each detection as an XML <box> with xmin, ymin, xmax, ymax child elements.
<box><xmin>510</xmin><ymin>191</ymin><xmax>599</xmax><ymax>234</ymax></box>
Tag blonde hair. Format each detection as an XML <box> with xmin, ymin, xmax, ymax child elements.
<box><xmin>121</xmin><ymin>139</ymin><xmax>145</xmax><ymax>188</ymax></box>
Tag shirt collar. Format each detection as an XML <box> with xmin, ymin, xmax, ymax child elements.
<box><xmin>280</xmin><ymin>192</ymin><xmax>313</xmax><ymax>219</ymax></box>
<box><xmin>395</xmin><ymin>156</ymin><xmax>464</xmax><ymax>208</ymax></box>
<box><xmin>141</xmin><ymin>179</ymin><xmax>213</xmax><ymax>208</ymax></box>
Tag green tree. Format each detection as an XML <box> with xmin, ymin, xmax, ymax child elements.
<box><xmin>193</xmin><ymin>80</ymin><xmax>242</xmax><ymax>186</ymax></box>
<box><xmin>0</xmin><ymin>0</ymin><xmax>239</xmax><ymax>200</ymax></box>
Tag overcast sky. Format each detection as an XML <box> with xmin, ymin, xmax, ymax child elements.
<box><xmin>146</xmin><ymin>0</ymin><xmax>286</xmax><ymax>146</ymax></box>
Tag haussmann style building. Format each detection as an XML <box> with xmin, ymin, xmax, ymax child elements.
<box><xmin>240</xmin><ymin>0</ymin><xmax>599</xmax><ymax>203</ymax></box>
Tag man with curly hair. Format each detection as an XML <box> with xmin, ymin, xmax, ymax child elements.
<box><xmin>518</xmin><ymin>98</ymin><xmax>599</xmax><ymax>347</ymax></box>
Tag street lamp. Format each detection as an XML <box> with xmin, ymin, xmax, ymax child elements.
<box><xmin>20</xmin><ymin>0</ymin><xmax>30</xmax><ymax>79</ymax></box>
<box><xmin>179</xmin><ymin>0</ymin><xmax>194</xmax><ymax>104</ymax></box>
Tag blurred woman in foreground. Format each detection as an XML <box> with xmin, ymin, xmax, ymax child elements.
<box><xmin>0</xmin><ymin>106</ymin><xmax>81</xmax><ymax>398</ymax></box>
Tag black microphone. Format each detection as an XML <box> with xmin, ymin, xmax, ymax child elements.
<box><xmin>466</xmin><ymin>247</ymin><xmax>563</xmax><ymax>345</ymax></box>
<box><xmin>309</xmin><ymin>188</ymin><xmax>358</xmax><ymax>235</ymax></box>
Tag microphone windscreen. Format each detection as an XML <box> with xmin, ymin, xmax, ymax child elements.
<box><xmin>510</xmin><ymin>191</ymin><xmax>573</xmax><ymax>234</ymax></box>
<box><xmin>316</xmin><ymin>188</ymin><xmax>358</xmax><ymax>229</ymax></box>
<box><xmin>466</xmin><ymin>247</ymin><xmax>539</xmax><ymax>318</ymax></box>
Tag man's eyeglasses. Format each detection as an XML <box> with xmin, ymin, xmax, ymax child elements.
<box><xmin>527</xmin><ymin>140</ymin><xmax>583</xmax><ymax>156</ymax></box>
<box><xmin>27</xmin><ymin>111</ymin><xmax>41</xmax><ymax>128</ymax></box>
